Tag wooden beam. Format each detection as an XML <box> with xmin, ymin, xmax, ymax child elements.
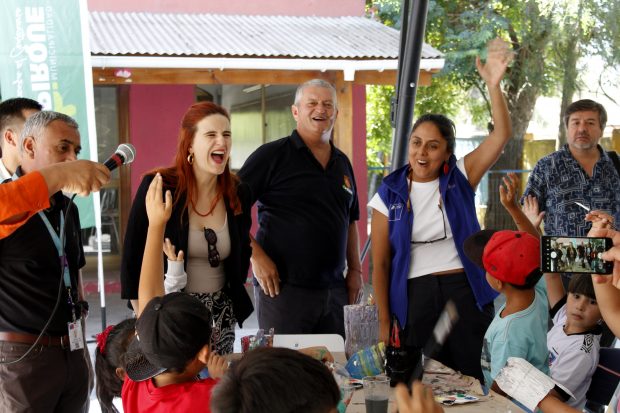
<box><xmin>93</xmin><ymin>67</ymin><xmax>435</xmax><ymax>87</ymax></box>
<box><xmin>418</xmin><ymin>71</ymin><xmax>433</xmax><ymax>86</ymax></box>
<box><xmin>333</xmin><ymin>73</ymin><xmax>354</xmax><ymax>162</ymax></box>
<box><xmin>117</xmin><ymin>85</ymin><xmax>131</xmax><ymax>248</ymax></box>
<box><xmin>353</xmin><ymin>70</ymin><xmax>396</xmax><ymax>85</ymax></box>
<box><xmin>93</xmin><ymin>68</ymin><xmax>337</xmax><ymax>85</ymax></box>
<box><xmin>352</xmin><ymin>69</ymin><xmax>433</xmax><ymax>86</ymax></box>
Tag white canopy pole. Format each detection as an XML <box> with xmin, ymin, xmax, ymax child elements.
<box><xmin>80</xmin><ymin>0</ymin><xmax>107</xmax><ymax>331</ymax></box>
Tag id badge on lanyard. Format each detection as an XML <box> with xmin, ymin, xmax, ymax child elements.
<box><xmin>37</xmin><ymin>210</ymin><xmax>84</xmax><ymax>351</ymax></box>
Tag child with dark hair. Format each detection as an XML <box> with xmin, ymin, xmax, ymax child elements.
<box><xmin>94</xmin><ymin>319</ymin><xmax>136</xmax><ymax>413</ymax></box>
<box><xmin>546</xmin><ymin>274</ymin><xmax>601</xmax><ymax>409</ymax></box>
<box><xmin>210</xmin><ymin>347</ymin><xmax>340</xmax><ymax>413</ymax></box>
<box><xmin>121</xmin><ymin>174</ymin><xmax>229</xmax><ymax>413</ymax></box>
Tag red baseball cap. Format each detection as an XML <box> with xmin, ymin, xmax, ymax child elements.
<box><xmin>463</xmin><ymin>230</ymin><xmax>541</xmax><ymax>286</ymax></box>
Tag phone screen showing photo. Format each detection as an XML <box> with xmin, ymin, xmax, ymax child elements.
<box><xmin>540</xmin><ymin>236</ymin><xmax>613</xmax><ymax>274</ymax></box>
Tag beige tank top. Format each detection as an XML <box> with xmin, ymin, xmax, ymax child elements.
<box><xmin>185</xmin><ymin>215</ymin><xmax>230</xmax><ymax>293</ymax></box>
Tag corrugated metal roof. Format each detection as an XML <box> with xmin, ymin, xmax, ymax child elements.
<box><xmin>89</xmin><ymin>12</ymin><xmax>442</xmax><ymax>60</ymax></box>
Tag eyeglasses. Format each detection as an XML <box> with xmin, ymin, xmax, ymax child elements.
<box><xmin>204</xmin><ymin>228</ymin><xmax>221</xmax><ymax>267</ymax></box>
<box><xmin>410</xmin><ymin>200</ymin><xmax>447</xmax><ymax>245</ymax></box>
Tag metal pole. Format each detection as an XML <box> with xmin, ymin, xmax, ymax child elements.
<box><xmin>390</xmin><ymin>0</ymin><xmax>410</xmax><ymax>129</ymax></box>
<box><xmin>101</xmin><ymin>306</ymin><xmax>107</xmax><ymax>330</ymax></box>
<box><xmin>363</xmin><ymin>0</ymin><xmax>431</xmax><ymax>266</ymax></box>
<box><xmin>390</xmin><ymin>0</ymin><xmax>430</xmax><ymax>171</ymax></box>
<box><xmin>361</xmin><ymin>0</ymin><xmax>428</xmax><ymax>263</ymax></box>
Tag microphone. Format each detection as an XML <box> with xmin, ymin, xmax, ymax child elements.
<box><xmin>103</xmin><ymin>143</ymin><xmax>136</xmax><ymax>171</ymax></box>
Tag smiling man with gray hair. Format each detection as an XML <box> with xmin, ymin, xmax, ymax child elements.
<box><xmin>238</xmin><ymin>79</ymin><xmax>362</xmax><ymax>337</ymax></box>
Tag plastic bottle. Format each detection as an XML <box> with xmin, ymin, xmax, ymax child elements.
<box><xmin>384</xmin><ymin>314</ymin><xmax>420</xmax><ymax>387</ymax></box>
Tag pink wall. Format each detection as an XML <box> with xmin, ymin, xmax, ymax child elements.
<box><xmin>88</xmin><ymin>0</ymin><xmax>364</xmax><ymax>16</ymax></box>
<box><xmin>128</xmin><ymin>85</ymin><xmax>195</xmax><ymax>199</ymax></box>
<box><xmin>352</xmin><ymin>84</ymin><xmax>369</xmax><ymax>278</ymax></box>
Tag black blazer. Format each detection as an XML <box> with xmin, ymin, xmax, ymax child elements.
<box><xmin>120</xmin><ymin>173</ymin><xmax>254</xmax><ymax>326</ymax></box>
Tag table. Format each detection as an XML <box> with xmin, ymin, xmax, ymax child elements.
<box><xmin>335</xmin><ymin>355</ymin><xmax>524</xmax><ymax>413</ymax></box>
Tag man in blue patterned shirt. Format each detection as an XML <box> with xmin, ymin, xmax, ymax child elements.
<box><xmin>523</xmin><ymin>99</ymin><xmax>620</xmax><ymax>236</ymax></box>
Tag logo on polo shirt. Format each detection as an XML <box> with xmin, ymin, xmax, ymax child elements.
<box><xmin>342</xmin><ymin>175</ymin><xmax>353</xmax><ymax>196</ymax></box>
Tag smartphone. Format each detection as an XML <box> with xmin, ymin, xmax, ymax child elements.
<box><xmin>540</xmin><ymin>236</ymin><xmax>613</xmax><ymax>274</ymax></box>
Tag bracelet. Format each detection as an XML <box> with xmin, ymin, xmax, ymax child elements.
<box><xmin>349</xmin><ymin>268</ymin><xmax>362</xmax><ymax>274</ymax></box>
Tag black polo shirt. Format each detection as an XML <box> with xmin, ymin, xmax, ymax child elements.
<box><xmin>238</xmin><ymin>129</ymin><xmax>359</xmax><ymax>288</ymax></box>
<box><xmin>0</xmin><ymin>169</ymin><xmax>85</xmax><ymax>336</ymax></box>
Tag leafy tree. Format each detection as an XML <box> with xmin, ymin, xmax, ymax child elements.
<box><xmin>366</xmin><ymin>84</ymin><xmax>393</xmax><ymax>174</ymax></box>
<box><xmin>366</xmin><ymin>0</ymin><xmax>619</xmax><ymax>228</ymax></box>
<box><xmin>365</xmin><ymin>0</ymin><xmax>400</xmax><ymax>194</ymax></box>
<box><xmin>436</xmin><ymin>0</ymin><xmax>558</xmax><ymax>229</ymax></box>
<box><xmin>365</xmin><ymin>0</ymin><xmax>464</xmax><ymax>194</ymax></box>
<box><xmin>590</xmin><ymin>0</ymin><xmax>620</xmax><ymax>67</ymax></box>
<box><xmin>367</xmin><ymin>0</ymin><xmax>557</xmax><ymax>228</ymax></box>
<box><xmin>553</xmin><ymin>0</ymin><xmax>620</xmax><ymax>146</ymax></box>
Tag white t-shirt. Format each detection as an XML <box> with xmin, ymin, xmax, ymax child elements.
<box><xmin>368</xmin><ymin>158</ymin><xmax>468</xmax><ymax>279</ymax></box>
<box><xmin>547</xmin><ymin>302</ymin><xmax>601</xmax><ymax>409</ymax></box>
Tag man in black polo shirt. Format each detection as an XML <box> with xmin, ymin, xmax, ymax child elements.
<box><xmin>0</xmin><ymin>111</ymin><xmax>92</xmax><ymax>412</ymax></box>
<box><xmin>238</xmin><ymin>79</ymin><xmax>362</xmax><ymax>336</ymax></box>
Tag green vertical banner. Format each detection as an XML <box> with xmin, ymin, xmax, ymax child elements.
<box><xmin>0</xmin><ymin>0</ymin><xmax>96</xmax><ymax>228</ymax></box>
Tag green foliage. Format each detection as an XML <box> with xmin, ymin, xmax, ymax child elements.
<box><xmin>364</xmin><ymin>0</ymin><xmax>468</xmax><ymax>172</ymax></box>
<box><xmin>365</xmin><ymin>0</ymin><xmax>400</xmax><ymax>173</ymax></box>
<box><xmin>366</xmin><ymin>84</ymin><xmax>394</xmax><ymax>169</ymax></box>
<box><xmin>414</xmin><ymin>78</ymin><xmax>465</xmax><ymax>119</ymax></box>
<box><xmin>364</xmin><ymin>0</ymin><xmax>620</xmax><ymax>230</ymax></box>
<box><xmin>366</xmin><ymin>0</ymin><xmax>402</xmax><ymax>29</ymax></box>
<box><xmin>437</xmin><ymin>0</ymin><xmax>557</xmax><ymax>107</ymax></box>
<box><xmin>591</xmin><ymin>0</ymin><xmax>620</xmax><ymax>66</ymax></box>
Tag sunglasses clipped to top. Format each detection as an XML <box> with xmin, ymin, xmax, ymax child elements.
<box><xmin>410</xmin><ymin>197</ymin><xmax>447</xmax><ymax>245</ymax></box>
<box><xmin>406</xmin><ymin>173</ymin><xmax>447</xmax><ymax>245</ymax></box>
<box><xmin>203</xmin><ymin>228</ymin><xmax>221</xmax><ymax>267</ymax></box>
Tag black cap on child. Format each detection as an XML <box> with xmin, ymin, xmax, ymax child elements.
<box><xmin>124</xmin><ymin>292</ymin><xmax>212</xmax><ymax>381</ymax></box>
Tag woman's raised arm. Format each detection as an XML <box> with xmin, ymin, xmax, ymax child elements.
<box><xmin>464</xmin><ymin>38</ymin><xmax>513</xmax><ymax>189</ymax></box>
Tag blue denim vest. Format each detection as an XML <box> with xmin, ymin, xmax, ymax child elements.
<box><xmin>376</xmin><ymin>155</ymin><xmax>498</xmax><ymax>327</ymax></box>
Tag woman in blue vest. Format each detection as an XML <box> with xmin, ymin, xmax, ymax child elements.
<box><xmin>369</xmin><ymin>38</ymin><xmax>512</xmax><ymax>384</ymax></box>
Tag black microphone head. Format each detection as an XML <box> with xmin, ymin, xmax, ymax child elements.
<box><xmin>116</xmin><ymin>143</ymin><xmax>136</xmax><ymax>165</ymax></box>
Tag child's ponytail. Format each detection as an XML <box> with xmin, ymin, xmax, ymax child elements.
<box><xmin>94</xmin><ymin>318</ymin><xmax>136</xmax><ymax>413</ymax></box>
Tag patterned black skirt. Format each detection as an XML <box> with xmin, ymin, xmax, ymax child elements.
<box><xmin>189</xmin><ymin>289</ymin><xmax>237</xmax><ymax>355</ymax></box>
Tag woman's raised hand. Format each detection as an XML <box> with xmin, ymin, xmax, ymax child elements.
<box><xmin>145</xmin><ymin>173</ymin><xmax>172</xmax><ymax>228</ymax></box>
<box><xmin>476</xmin><ymin>38</ymin><xmax>512</xmax><ymax>87</ymax></box>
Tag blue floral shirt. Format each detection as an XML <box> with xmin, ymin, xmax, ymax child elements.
<box><xmin>522</xmin><ymin>145</ymin><xmax>620</xmax><ymax>236</ymax></box>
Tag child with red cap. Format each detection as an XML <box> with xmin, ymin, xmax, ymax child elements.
<box><xmin>464</xmin><ymin>228</ymin><xmax>549</xmax><ymax>395</ymax></box>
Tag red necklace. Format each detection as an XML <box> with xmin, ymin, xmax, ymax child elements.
<box><xmin>191</xmin><ymin>192</ymin><xmax>221</xmax><ymax>217</ymax></box>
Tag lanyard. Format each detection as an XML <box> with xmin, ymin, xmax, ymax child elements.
<box><xmin>38</xmin><ymin>209</ymin><xmax>77</xmax><ymax>322</ymax></box>
<box><xmin>37</xmin><ymin>211</ymin><xmax>71</xmax><ymax>286</ymax></box>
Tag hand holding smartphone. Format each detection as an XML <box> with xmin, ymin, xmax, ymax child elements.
<box><xmin>541</xmin><ymin>236</ymin><xmax>613</xmax><ymax>274</ymax></box>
